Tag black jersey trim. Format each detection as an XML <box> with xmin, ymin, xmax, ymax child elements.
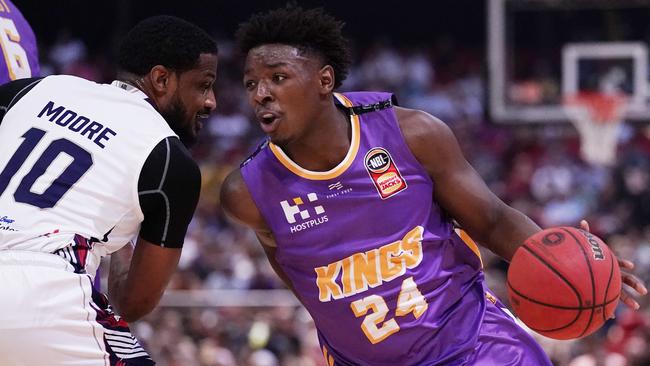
<box><xmin>333</xmin><ymin>93</ymin><xmax>397</xmax><ymax>117</ymax></box>
<box><xmin>241</xmin><ymin>138</ymin><xmax>269</xmax><ymax>168</ymax></box>
<box><xmin>137</xmin><ymin>137</ymin><xmax>200</xmax><ymax>248</ymax></box>
<box><xmin>0</xmin><ymin>77</ymin><xmax>43</xmax><ymax>122</ymax></box>
<box><xmin>348</xmin><ymin>98</ymin><xmax>394</xmax><ymax>116</ymax></box>
<box><xmin>7</xmin><ymin>78</ymin><xmax>43</xmax><ymax>109</ymax></box>
<box><xmin>138</xmin><ymin>138</ymin><xmax>172</xmax><ymax>246</ymax></box>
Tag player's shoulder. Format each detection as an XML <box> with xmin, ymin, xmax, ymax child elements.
<box><xmin>168</xmin><ymin>136</ymin><xmax>198</xmax><ymax>165</ymax></box>
<box><xmin>221</xmin><ymin>168</ymin><xmax>248</xmax><ymax>208</ymax></box>
<box><xmin>0</xmin><ymin>77</ymin><xmax>43</xmax><ymax>113</ymax></box>
<box><xmin>142</xmin><ymin>137</ymin><xmax>200</xmax><ymax>190</ymax></box>
<box><xmin>394</xmin><ymin>106</ymin><xmax>455</xmax><ymax>149</ymax></box>
<box><xmin>24</xmin><ymin>75</ymin><xmax>110</xmax><ymax>100</ymax></box>
<box><xmin>220</xmin><ymin>167</ymin><xmax>267</xmax><ymax>230</ymax></box>
<box><xmin>158</xmin><ymin>137</ymin><xmax>199</xmax><ymax>175</ymax></box>
<box><xmin>36</xmin><ymin>74</ymin><xmax>94</xmax><ymax>88</ymax></box>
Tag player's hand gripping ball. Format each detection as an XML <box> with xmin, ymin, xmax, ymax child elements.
<box><xmin>507</xmin><ymin>227</ymin><xmax>621</xmax><ymax>339</ymax></box>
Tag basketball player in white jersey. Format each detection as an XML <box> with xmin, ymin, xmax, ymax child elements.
<box><xmin>0</xmin><ymin>16</ymin><xmax>217</xmax><ymax>365</ymax></box>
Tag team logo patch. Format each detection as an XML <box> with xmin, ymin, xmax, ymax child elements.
<box><xmin>280</xmin><ymin>193</ymin><xmax>328</xmax><ymax>233</ymax></box>
<box><xmin>364</xmin><ymin>147</ymin><xmax>407</xmax><ymax>199</ymax></box>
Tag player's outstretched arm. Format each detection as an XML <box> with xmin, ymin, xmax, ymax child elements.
<box><xmin>396</xmin><ymin>108</ymin><xmax>647</xmax><ymax>309</ymax></box>
<box><xmin>108</xmin><ymin>238</ymin><xmax>181</xmax><ymax>322</ymax></box>
<box><xmin>395</xmin><ymin>106</ymin><xmax>540</xmax><ymax>261</ymax></box>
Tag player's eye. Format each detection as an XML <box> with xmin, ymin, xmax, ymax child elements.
<box><xmin>272</xmin><ymin>74</ymin><xmax>286</xmax><ymax>83</ymax></box>
<box><xmin>244</xmin><ymin>80</ymin><xmax>256</xmax><ymax>90</ymax></box>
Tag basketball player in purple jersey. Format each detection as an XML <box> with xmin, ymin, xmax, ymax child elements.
<box><xmin>221</xmin><ymin>5</ymin><xmax>647</xmax><ymax>366</ymax></box>
<box><xmin>0</xmin><ymin>0</ymin><xmax>39</xmax><ymax>82</ymax></box>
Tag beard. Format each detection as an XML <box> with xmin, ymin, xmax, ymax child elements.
<box><xmin>160</xmin><ymin>97</ymin><xmax>197</xmax><ymax>148</ymax></box>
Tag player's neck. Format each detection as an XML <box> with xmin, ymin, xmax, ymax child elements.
<box><xmin>283</xmin><ymin>101</ymin><xmax>351</xmax><ymax>172</ymax></box>
<box><xmin>116</xmin><ymin>72</ymin><xmax>153</xmax><ymax>99</ymax></box>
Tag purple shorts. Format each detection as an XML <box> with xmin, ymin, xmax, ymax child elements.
<box><xmin>319</xmin><ymin>285</ymin><xmax>553</xmax><ymax>366</ymax></box>
<box><xmin>462</xmin><ymin>295</ymin><xmax>553</xmax><ymax>366</ymax></box>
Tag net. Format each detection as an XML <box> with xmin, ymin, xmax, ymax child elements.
<box><xmin>563</xmin><ymin>92</ymin><xmax>627</xmax><ymax>166</ymax></box>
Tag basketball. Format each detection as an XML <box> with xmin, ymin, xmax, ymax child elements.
<box><xmin>507</xmin><ymin>227</ymin><xmax>622</xmax><ymax>340</ymax></box>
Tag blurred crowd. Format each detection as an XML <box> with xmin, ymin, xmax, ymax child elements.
<box><xmin>39</xmin><ymin>31</ymin><xmax>650</xmax><ymax>366</ymax></box>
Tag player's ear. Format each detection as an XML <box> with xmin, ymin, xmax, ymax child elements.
<box><xmin>149</xmin><ymin>65</ymin><xmax>174</xmax><ymax>94</ymax></box>
<box><xmin>319</xmin><ymin>65</ymin><xmax>335</xmax><ymax>94</ymax></box>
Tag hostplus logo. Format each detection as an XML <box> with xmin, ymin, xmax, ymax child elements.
<box><xmin>280</xmin><ymin>193</ymin><xmax>328</xmax><ymax>233</ymax></box>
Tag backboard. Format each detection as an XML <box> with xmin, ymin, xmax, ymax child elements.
<box><xmin>488</xmin><ymin>0</ymin><xmax>650</xmax><ymax>123</ymax></box>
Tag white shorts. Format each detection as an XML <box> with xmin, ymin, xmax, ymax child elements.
<box><xmin>0</xmin><ymin>250</ymin><xmax>153</xmax><ymax>366</ymax></box>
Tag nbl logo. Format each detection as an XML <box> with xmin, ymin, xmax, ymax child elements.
<box><xmin>364</xmin><ymin>147</ymin><xmax>407</xmax><ymax>199</ymax></box>
<box><xmin>280</xmin><ymin>193</ymin><xmax>328</xmax><ymax>233</ymax></box>
<box><xmin>366</xmin><ymin>150</ymin><xmax>390</xmax><ymax>173</ymax></box>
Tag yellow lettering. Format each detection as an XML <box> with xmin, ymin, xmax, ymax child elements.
<box><xmin>350</xmin><ymin>294</ymin><xmax>400</xmax><ymax>344</ymax></box>
<box><xmin>322</xmin><ymin>346</ymin><xmax>335</xmax><ymax>366</ymax></box>
<box><xmin>395</xmin><ymin>276</ymin><xmax>428</xmax><ymax>319</ymax></box>
<box><xmin>315</xmin><ymin>262</ymin><xmax>343</xmax><ymax>302</ymax></box>
<box><xmin>401</xmin><ymin>226</ymin><xmax>424</xmax><ymax>268</ymax></box>
<box><xmin>314</xmin><ymin>226</ymin><xmax>425</xmax><ymax>301</ymax></box>
<box><xmin>352</xmin><ymin>249</ymin><xmax>380</xmax><ymax>293</ymax></box>
<box><xmin>379</xmin><ymin>241</ymin><xmax>404</xmax><ymax>282</ymax></box>
<box><xmin>341</xmin><ymin>256</ymin><xmax>354</xmax><ymax>296</ymax></box>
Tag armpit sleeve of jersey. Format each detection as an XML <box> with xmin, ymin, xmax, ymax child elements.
<box><xmin>0</xmin><ymin>77</ymin><xmax>42</xmax><ymax>123</ymax></box>
<box><xmin>137</xmin><ymin>137</ymin><xmax>201</xmax><ymax>248</ymax></box>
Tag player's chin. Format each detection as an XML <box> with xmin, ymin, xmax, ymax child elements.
<box><xmin>268</xmin><ymin>132</ymin><xmax>290</xmax><ymax>146</ymax></box>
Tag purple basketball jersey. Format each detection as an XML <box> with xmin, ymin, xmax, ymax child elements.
<box><xmin>241</xmin><ymin>92</ymin><xmax>550</xmax><ymax>365</ymax></box>
<box><xmin>0</xmin><ymin>0</ymin><xmax>40</xmax><ymax>82</ymax></box>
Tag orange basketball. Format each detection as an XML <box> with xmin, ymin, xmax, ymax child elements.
<box><xmin>507</xmin><ymin>227</ymin><xmax>621</xmax><ymax>340</ymax></box>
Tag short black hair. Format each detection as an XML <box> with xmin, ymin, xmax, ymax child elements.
<box><xmin>118</xmin><ymin>15</ymin><xmax>218</xmax><ymax>76</ymax></box>
<box><xmin>235</xmin><ymin>5</ymin><xmax>352</xmax><ymax>88</ymax></box>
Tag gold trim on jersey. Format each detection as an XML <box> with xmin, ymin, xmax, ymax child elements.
<box><xmin>268</xmin><ymin>92</ymin><xmax>360</xmax><ymax>181</ymax></box>
<box><xmin>322</xmin><ymin>346</ymin><xmax>335</xmax><ymax>366</ymax></box>
<box><xmin>455</xmin><ymin>228</ymin><xmax>483</xmax><ymax>267</ymax></box>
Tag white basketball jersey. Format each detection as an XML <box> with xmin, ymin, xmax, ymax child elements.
<box><xmin>0</xmin><ymin>75</ymin><xmax>176</xmax><ymax>262</ymax></box>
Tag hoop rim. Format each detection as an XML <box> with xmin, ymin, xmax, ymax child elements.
<box><xmin>563</xmin><ymin>91</ymin><xmax>628</xmax><ymax>124</ymax></box>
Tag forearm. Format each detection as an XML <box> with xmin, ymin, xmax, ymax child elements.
<box><xmin>109</xmin><ymin>239</ymin><xmax>181</xmax><ymax>322</ymax></box>
<box><xmin>107</xmin><ymin>242</ymin><xmax>134</xmax><ymax>314</ymax></box>
<box><xmin>481</xmin><ymin>206</ymin><xmax>541</xmax><ymax>261</ymax></box>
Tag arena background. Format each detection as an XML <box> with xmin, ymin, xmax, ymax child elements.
<box><xmin>17</xmin><ymin>1</ymin><xmax>650</xmax><ymax>365</ymax></box>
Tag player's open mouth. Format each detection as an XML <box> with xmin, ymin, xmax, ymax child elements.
<box><xmin>257</xmin><ymin>111</ymin><xmax>280</xmax><ymax>133</ymax></box>
<box><xmin>260</xmin><ymin>113</ymin><xmax>277</xmax><ymax>124</ymax></box>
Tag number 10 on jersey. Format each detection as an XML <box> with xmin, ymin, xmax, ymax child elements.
<box><xmin>0</xmin><ymin>127</ymin><xmax>93</xmax><ymax>208</ymax></box>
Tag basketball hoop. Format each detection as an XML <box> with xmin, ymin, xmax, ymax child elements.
<box><xmin>563</xmin><ymin>92</ymin><xmax>627</xmax><ymax>166</ymax></box>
